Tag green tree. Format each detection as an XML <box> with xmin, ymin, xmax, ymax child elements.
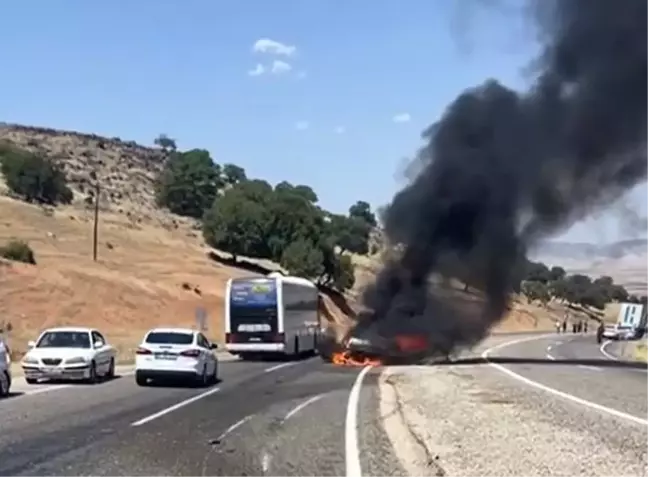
<box><xmin>275</xmin><ymin>181</ymin><xmax>318</xmax><ymax>203</ymax></box>
<box><xmin>524</xmin><ymin>261</ymin><xmax>551</xmax><ymax>283</ymax></box>
<box><xmin>349</xmin><ymin>200</ymin><xmax>377</xmax><ymax>227</ymax></box>
<box><xmin>0</xmin><ymin>239</ymin><xmax>36</xmax><ymax>264</ymax></box>
<box><xmin>328</xmin><ymin>214</ymin><xmax>371</xmax><ymax>255</ymax></box>
<box><xmin>280</xmin><ymin>239</ymin><xmax>324</xmax><ymax>278</ymax></box>
<box><xmin>549</xmin><ymin>265</ymin><xmax>566</xmax><ymax>282</ymax></box>
<box><xmin>0</xmin><ymin>148</ymin><xmax>73</xmax><ymax>205</ymax></box>
<box><xmin>331</xmin><ymin>254</ymin><xmax>356</xmax><ymax>291</ymax></box>
<box><xmin>265</xmin><ymin>186</ymin><xmax>325</xmax><ymax>262</ymax></box>
<box><xmin>580</xmin><ymin>286</ymin><xmax>609</xmax><ymax>310</ymax></box>
<box><xmin>222</xmin><ymin>163</ymin><xmax>247</xmax><ymax>186</ymax></box>
<box><xmin>202</xmin><ymin>176</ymin><xmax>356</xmax><ymax>292</ymax></box>
<box><xmin>522</xmin><ymin>280</ymin><xmax>550</xmax><ymax>305</ymax></box>
<box><xmin>155</xmin><ymin>149</ymin><xmax>222</xmax><ymax>218</ymax></box>
<box><xmin>202</xmin><ymin>186</ymin><xmax>268</xmax><ymax>261</ymax></box>
<box><xmin>154</xmin><ymin>134</ymin><xmax>177</xmax><ymax>152</ymax></box>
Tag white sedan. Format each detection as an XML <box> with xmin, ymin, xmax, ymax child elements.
<box><xmin>135</xmin><ymin>327</ymin><xmax>219</xmax><ymax>387</ymax></box>
<box><xmin>21</xmin><ymin>327</ymin><xmax>117</xmax><ymax>384</ymax></box>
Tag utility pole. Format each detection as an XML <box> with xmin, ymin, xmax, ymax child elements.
<box><xmin>93</xmin><ymin>181</ymin><xmax>100</xmax><ymax>262</ymax></box>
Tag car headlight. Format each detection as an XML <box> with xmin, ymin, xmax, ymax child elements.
<box><xmin>65</xmin><ymin>356</ymin><xmax>88</xmax><ymax>364</ymax></box>
<box><xmin>22</xmin><ymin>356</ymin><xmax>38</xmax><ymax>365</ymax></box>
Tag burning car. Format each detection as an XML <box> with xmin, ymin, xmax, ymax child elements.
<box><xmin>320</xmin><ymin>326</ymin><xmax>439</xmax><ymax>366</ymax></box>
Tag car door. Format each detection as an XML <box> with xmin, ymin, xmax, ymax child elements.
<box><xmin>91</xmin><ymin>331</ymin><xmax>110</xmax><ymax>374</ymax></box>
<box><xmin>197</xmin><ymin>333</ymin><xmax>215</xmax><ymax>375</ymax></box>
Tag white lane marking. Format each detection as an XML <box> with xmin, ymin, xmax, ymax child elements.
<box><xmin>131</xmin><ymin>386</ymin><xmax>221</xmax><ymax>426</ymax></box>
<box><xmin>264</xmin><ymin>362</ymin><xmax>298</xmax><ymax>373</ymax></box>
<box><xmin>261</xmin><ymin>451</ymin><xmax>271</xmax><ymax>473</ymax></box>
<box><xmin>599</xmin><ymin>340</ymin><xmax>648</xmax><ymax>374</ymax></box>
<box><xmin>18</xmin><ymin>384</ymin><xmax>72</xmax><ymax>396</ymax></box>
<box><xmin>215</xmin><ymin>414</ymin><xmax>254</xmax><ymax>441</ymax></box>
<box><xmin>483</xmin><ymin>335</ymin><xmax>648</xmax><ymax>426</ymax></box>
<box><xmin>282</xmin><ymin>393</ymin><xmax>324</xmax><ymax>423</ymax></box>
<box><xmin>546</xmin><ymin>353</ymin><xmax>556</xmax><ymax>361</ymax></box>
<box><xmin>578</xmin><ymin>365</ymin><xmax>602</xmax><ymax>371</ymax></box>
<box><xmin>599</xmin><ymin>340</ymin><xmax>618</xmax><ymax>360</ymax></box>
<box><xmin>345</xmin><ymin>365</ymin><xmax>372</xmax><ymax>477</ymax></box>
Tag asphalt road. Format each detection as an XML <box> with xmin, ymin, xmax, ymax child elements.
<box><xmin>0</xmin><ymin>356</ymin><xmax>403</xmax><ymax>476</ymax></box>
<box><xmin>1</xmin><ymin>333</ymin><xmax>646</xmax><ymax>476</ymax></box>
<box><xmin>484</xmin><ymin>333</ymin><xmax>647</xmax><ymax>422</ymax></box>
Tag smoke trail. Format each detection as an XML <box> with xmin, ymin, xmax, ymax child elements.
<box><xmin>357</xmin><ymin>0</ymin><xmax>647</xmax><ymax>356</ymax></box>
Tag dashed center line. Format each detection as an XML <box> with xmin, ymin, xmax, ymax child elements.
<box><xmin>282</xmin><ymin>393</ymin><xmax>325</xmax><ymax>423</ymax></box>
<box><xmin>578</xmin><ymin>365</ymin><xmax>602</xmax><ymax>371</ymax></box>
<box><xmin>264</xmin><ymin>362</ymin><xmax>299</xmax><ymax>373</ymax></box>
<box><xmin>131</xmin><ymin>386</ymin><xmax>221</xmax><ymax>426</ymax></box>
<box><xmin>215</xmin><ymin>414</ymin><xmax>254</xmax><ymax>441</ymax></box>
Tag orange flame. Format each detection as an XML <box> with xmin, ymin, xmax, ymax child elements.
<box><xmin>331</xmin><ymin>350</ymin><xmax>383</xmax><ymax>367</ymax></box>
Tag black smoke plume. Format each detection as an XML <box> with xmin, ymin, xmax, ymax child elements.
<box><xmin>356</xmin><ymin>0</ymin><xmax>647</xmax><ymax>356</ymax></box>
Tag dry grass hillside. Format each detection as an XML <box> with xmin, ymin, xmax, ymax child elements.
<box><xmin>0</xmin><ymin>123</ymin><xmax>555</xmax><ymax>360</ymax></box>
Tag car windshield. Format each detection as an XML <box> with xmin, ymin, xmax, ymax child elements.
<box><xmin>145</xmin><ymin>331</ymin><xmax>194</xmax><ymax>345</ymax></box>
<box><xmin>37</xmin><ymin>331</ymin><xmax>91</xmax><ymax>348</ymax></box>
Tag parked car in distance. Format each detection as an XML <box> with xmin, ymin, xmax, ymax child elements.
<box><xmin>135</xmin><ymin>327</ymin><xmax>219</xmax><ymax>387</ymax></box>
<box><xmin>0</xmin><ymin>338</ymin><xmax>11</xmax><ymax>397</ymax></box>
<box><xmin>21</xmin><ymin>327</ymin><xmax>117</xmax><ymax>384</ymax></box>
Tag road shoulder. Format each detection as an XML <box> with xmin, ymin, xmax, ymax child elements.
<box><xmin>379</xmin><ymin>363</ymin><xmax>647</xmax><ymax>476</ymax></box>
<box><xmin>604</xmin><ymin>339</ymin><xmax>648</xmax><ymax>363</ymax></box>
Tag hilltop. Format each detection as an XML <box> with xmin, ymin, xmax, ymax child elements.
<box><xmin>0</xmin><ymin>123</ymin><xmax>171</xmax><ymax>226</ymax></box>
<box><xmin>0</xmin><ymin>123</ymin><xmax>575</xmax><ymax>357</ymax></box>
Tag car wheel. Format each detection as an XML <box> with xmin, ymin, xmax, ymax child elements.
<box><xmin>195</xmin><ymin>366</ymin><xmax>208</xmax><ymax>387</ymax></box>
<box><xmin>106</xmin><ymin>358</ymin><xmax>115</xmax><ymax>380</ymax></box>
<box><xmin>25</xmin><ymin>377</ymin><xmax>38</xmax><ymax>385</ymax></box>
<box><xmin>135</xmin><ymin>372</ymin><xmax>149</xmax><ymax>386</ymax></box>
<box><xmin>86</xmin><ymin>361</ymin><xmax>98</xmax><ymax>384</ymax></box>
<box><xmin>210</xmin><ymin>363</ymin><xmax>218</xmax><ymax>384</ymax></box>
<box><xmin>0</xmin><ymin>371</ymin><xmax>10</xmax><ymax>397</ymax></box>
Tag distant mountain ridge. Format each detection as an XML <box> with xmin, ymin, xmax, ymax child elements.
<box><xmin>530</xmin><ymin>238</ymin><xmax>647</xmax><ymax>261</ymax></box>
<box><xmin>529</xmin><ymin>238</ymin><xmax>647</xmax><ymax>295</ymax></box>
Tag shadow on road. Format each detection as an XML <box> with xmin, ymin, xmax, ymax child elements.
<box><xmin>431</xmin><ymin>356</ymin><xmax>648</xmax><ymax>371</ymax></box>
<box><xmin>234</xmin><ymin>350</ymin><xmax>318</xmax><ymax>363</ymax></box>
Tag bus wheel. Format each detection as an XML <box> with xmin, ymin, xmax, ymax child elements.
<box><xmin>294</xmin><ymin>336</ymin><xmax>300</xmax><ymax>358</ymax></box>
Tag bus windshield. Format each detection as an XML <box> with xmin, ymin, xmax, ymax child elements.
<box><xmin>229</xmin><ymin>279</ymin><xmax>278</xmax><ymax>333</ymax></box>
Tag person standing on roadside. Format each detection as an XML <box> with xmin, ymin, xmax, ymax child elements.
<box><xmin>596</xmin><ymin>321</ymin><xmax>604</xmax><ymax>344</ymax></box>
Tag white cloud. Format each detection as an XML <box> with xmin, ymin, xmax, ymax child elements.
<box><xmin>252</xmin><ymin>38</ymin><xmax>297</xmax><ymax>57</ymax></box>
<box><xmin>271</xmin><ymin>60</ymin><xmax>292</xmax><ymax>75</ymax></box>
<box><xmin>295</xmin><ymin>120</ymin><xmax>309</xmax><ymax>131</ymax></box>
<box><xmin>334</xmin><ymin>126</ymin><xmax>346</xmax><ymax>134</ymax></box>
<box><xmin>392</xmin><ymin>113</ymin><xmax>411</xmax><ymax>123</ymax></box>
<box><xmin>248</xmin><ymin>63</ymin><xmax>265</xmax><ymax>77</ymax></box>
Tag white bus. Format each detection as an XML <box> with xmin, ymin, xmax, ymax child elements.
<box><xmin>224</xmin><ymin>272</ymin><xmax>320</xmax><ymax>359</ymax></box>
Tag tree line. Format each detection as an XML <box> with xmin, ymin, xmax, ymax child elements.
<box><xmin>153</xmin><ymin>143</ymin><xmax>377</xmax><ymax>291</ymax></box>
<box><xmin>0</xmin><ymin>135</ymin><xmax>377</xmax><ymax>292</ymax></box>
<box><xmin>520</xmin><ymin>260</ymin><xmax>647</xmax><ymax>311</ymax></box>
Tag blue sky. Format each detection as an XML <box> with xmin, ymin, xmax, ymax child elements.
<box><xmin>1</xmin><ymin>0</ymin><xmax>645</xmax><ymax>244</ymax></box>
